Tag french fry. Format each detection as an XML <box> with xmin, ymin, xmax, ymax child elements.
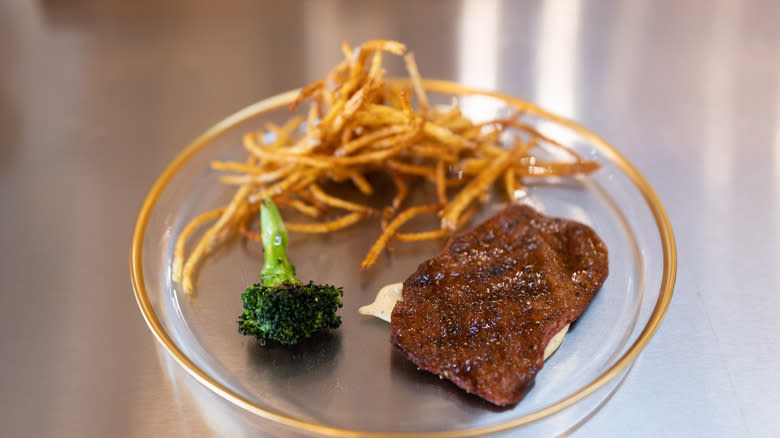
<box><xmin>274</xmin><ymin>196</ymin><xmax>323</xmax><ymax>218</ymax></box>
<box><xmin>182</xmin><ymin>184</ymin><xmax>251</xmax><ymax>292</ymax></box>
<box><xmin>441</xmin><ymin>142</ymin><xmax>527</xmax><ymax>230</ymax></box>
<box><xmin>390</xmin><ymin>172</ymin><xmax>408</xmax><ymax>211</ymax></box>
<box><xmin>335</xmin><ymin>125</ymin><xmax>409</xmax><ymax>156</ymax></box>
<box><xmin>290</xmin><ymin>80</ymin><xmax>324</xmax><ymax>111</ymax></box>
<box><xmin>517</xmin><ymin>160</ymin><xmax>601</xmax><ymax>177</ymax></box>
<box><xmin>435</xmin><ymin>160</ymin><xmax>447</xmax><ymax>204</ymax></box>
<box><xmin>386</xmin><ymin>160</ymin><xmax>437</xmax><ymax>178</ymax></box>
<box><xmin>394</xmin><ymin>227</ymin><xmax>450</xmax><ymax>242</ymax></box>
<box><xmin>286</xmin><ymin>211</ymin><xmax>366</xmax><ymax>233</ymax></box>
<box><xmin>404</xmin><ymin>53</ymin><xmax>429</xmax><ymax>111</ymax></box>
<box><xmin>176</xmin><ymin>39</ymin><xmax>602</xmax><ymax>290</ymax></box>
<box><xmin>238</xmin><ymin>211</ymin><xmax>263</xmax><ymax>242</ymax></box>
<box><xmin>215</xmin><ymin>163</ymin><xmax>292</xmax><ymax>185</ymax></box>
<box><xmin>360</xmin><ymin>204</ymin><xmax>441</xmax><ymax>268</ymax></box>
<box><xmin>309</xmin><ymin>184</ymin><xmax>377</xmax><ymax>215</ymax></box>
<box><xmin>504</xmin><ymin>168</ymin><xmax>516</xmax><ymax>201</ymax></box>
<box><xmin>173</xmin><ymin>207</ymin><xmax>226</xmax><ymax>282</ymax></box>
<box><xmin>350</xmin><ymin>173</ymin><xmax>373</xmax><ymax>196</ymax></box>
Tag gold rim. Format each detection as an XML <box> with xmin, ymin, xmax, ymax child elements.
<box><xmin>130</xmin><ymin>80</ymin><xmax>677</xmax><ymax>437</ymax></box>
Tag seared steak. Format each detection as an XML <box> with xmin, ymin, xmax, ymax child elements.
<box><xmin>390</xmin><ymin>204</ymin><xmax>608</xmax><ymax>406</ymax></box>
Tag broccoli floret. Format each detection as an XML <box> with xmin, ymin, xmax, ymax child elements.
<box><xmin>238</xmin><ymin>281</ymin><xmax>343</xmax><ymax>345</ymax></box>
<box><xmin>237</xmin><ymin>197</ymin><xmax>343</xmax><ymax>345</ymax></box>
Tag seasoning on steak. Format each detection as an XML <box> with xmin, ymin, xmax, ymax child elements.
<box><xmin>390</xmin><ymin>204</ymin><xmax>608</xmax><ymax>406</ymax></box>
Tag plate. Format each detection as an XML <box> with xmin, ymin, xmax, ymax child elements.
<box><xmin>131</xmin><ymin>80</ymin><xmax>676</xmax><ymax>437</ymax></box>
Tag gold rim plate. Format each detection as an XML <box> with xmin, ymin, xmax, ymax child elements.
<box><xmin>130</xmin><ymin>80</ymin><xmax>676</xmax><ymax>437</ymax></box>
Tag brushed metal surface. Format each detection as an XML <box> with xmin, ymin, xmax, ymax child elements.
<box><xmin>1</xmin><ymin>0</ymin><xmax>778</xmax><ymax>436</ymax></box>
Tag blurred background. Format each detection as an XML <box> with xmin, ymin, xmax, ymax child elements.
<box><xmin>1</xmin><ymin>0</ymin><xmax>778</xmax><ymax>436</ymax></box>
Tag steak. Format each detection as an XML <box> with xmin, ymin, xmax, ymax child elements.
<box><xmin>390</xmin><ymin>204</ymin><xmax>608</xmax><ymax>406</ymax></box>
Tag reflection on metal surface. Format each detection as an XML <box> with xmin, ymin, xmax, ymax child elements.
<box><xmin>774</xmin><ymin>52</ymin><xmax>780</xmax><ymax>205</ymax></box>
<box><xmin>536</xmin><ymin>0</ymin><xmax>581</xmax><ymax>119</ymax></box>
<box><xmin>157</xmin><ymin>344</ymin><xmax>285</xmax><ymax>438</ymax></box>
<box><xmin>534</xmin><ymin>0</ymin><xmax>582</xmax><ymax>152</ymax></box>
<box><xmin>776</xmin><ymin>84</ymin><xmax>780</xmax><ymax>190</ymax></box>
<box><xmin>703</xmin><ymin>0</ymin><xmax>738</xmax><ymax>202</ymax></box>
<box><xmin>303</xmin><ymin>2</ymin><xmax>342</xmax><ymax>78</ymax></box>
<box><xmin>775</xmin><ymin>64</ymin><xmax>780</xmax><ymax>324</ymax></box>
<box><xmin>606</xmin><ymin>1</ymin><xmax>646</xmax><ymax>111</ymax></box>
<box><xmin>457</xmin><ymin>0</ymin><xmax>500</xmax><ymax>90</ymax></box>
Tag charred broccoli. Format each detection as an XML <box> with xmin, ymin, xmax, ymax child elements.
<box><xmin>238</xmin><ymin>197</ymin><xmax>343</xmax><ymax>345</ymax></box>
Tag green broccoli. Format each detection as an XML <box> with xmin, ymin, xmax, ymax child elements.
<box><xmin>238</xmin><ymin>197</ymin><xmax>343</xmax><ymax>345</ymax></box>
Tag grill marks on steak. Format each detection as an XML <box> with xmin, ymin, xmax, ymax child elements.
<box><xmin>390</xmin><ymin>205</ymin><xmax>608</xmax><ymax>406</ymax></box>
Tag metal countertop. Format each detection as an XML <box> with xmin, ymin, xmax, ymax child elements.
<box><xmin>1</xmin><ymin>0</ymin><xmax>778</xmax><ymax>436</ymax></box>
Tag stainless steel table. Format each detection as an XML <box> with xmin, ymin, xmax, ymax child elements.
<box><xmin>2</xmin><ymin>0</ymin><xmax>778</xmax><ymax>436</ymax></box>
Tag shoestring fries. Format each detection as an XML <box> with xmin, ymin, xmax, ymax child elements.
<box><xmin>174</xmin><ymin>39</ymin><xmax>600</xmax><ymax>293</ymax></box>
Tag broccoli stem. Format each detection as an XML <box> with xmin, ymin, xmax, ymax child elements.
<box><xmin>259</xmin><ymin>197</ymin><xmax>299</xmax><ymax>287</ymax></box>
<box><xmin>239</xmin><ymin>197</ymin><xmax>343</xmax><ymax>345</ymax></box>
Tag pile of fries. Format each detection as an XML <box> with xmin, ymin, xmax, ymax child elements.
<box><xmin>173</xmin><ymin>40</ymin><xmax>600</xmax><ymax>293</ymax></box>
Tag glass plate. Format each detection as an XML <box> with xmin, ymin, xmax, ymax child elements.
<box><xmin>131</xmin><ymin>80</ymin><xmax>676</xmax><ymax>437</ymax></box>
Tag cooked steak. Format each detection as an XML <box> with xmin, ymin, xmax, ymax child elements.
<box><xmin>390</xmin><ymin>204</ymin><xmax>608</xmax><ymax>406</ymax></box>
